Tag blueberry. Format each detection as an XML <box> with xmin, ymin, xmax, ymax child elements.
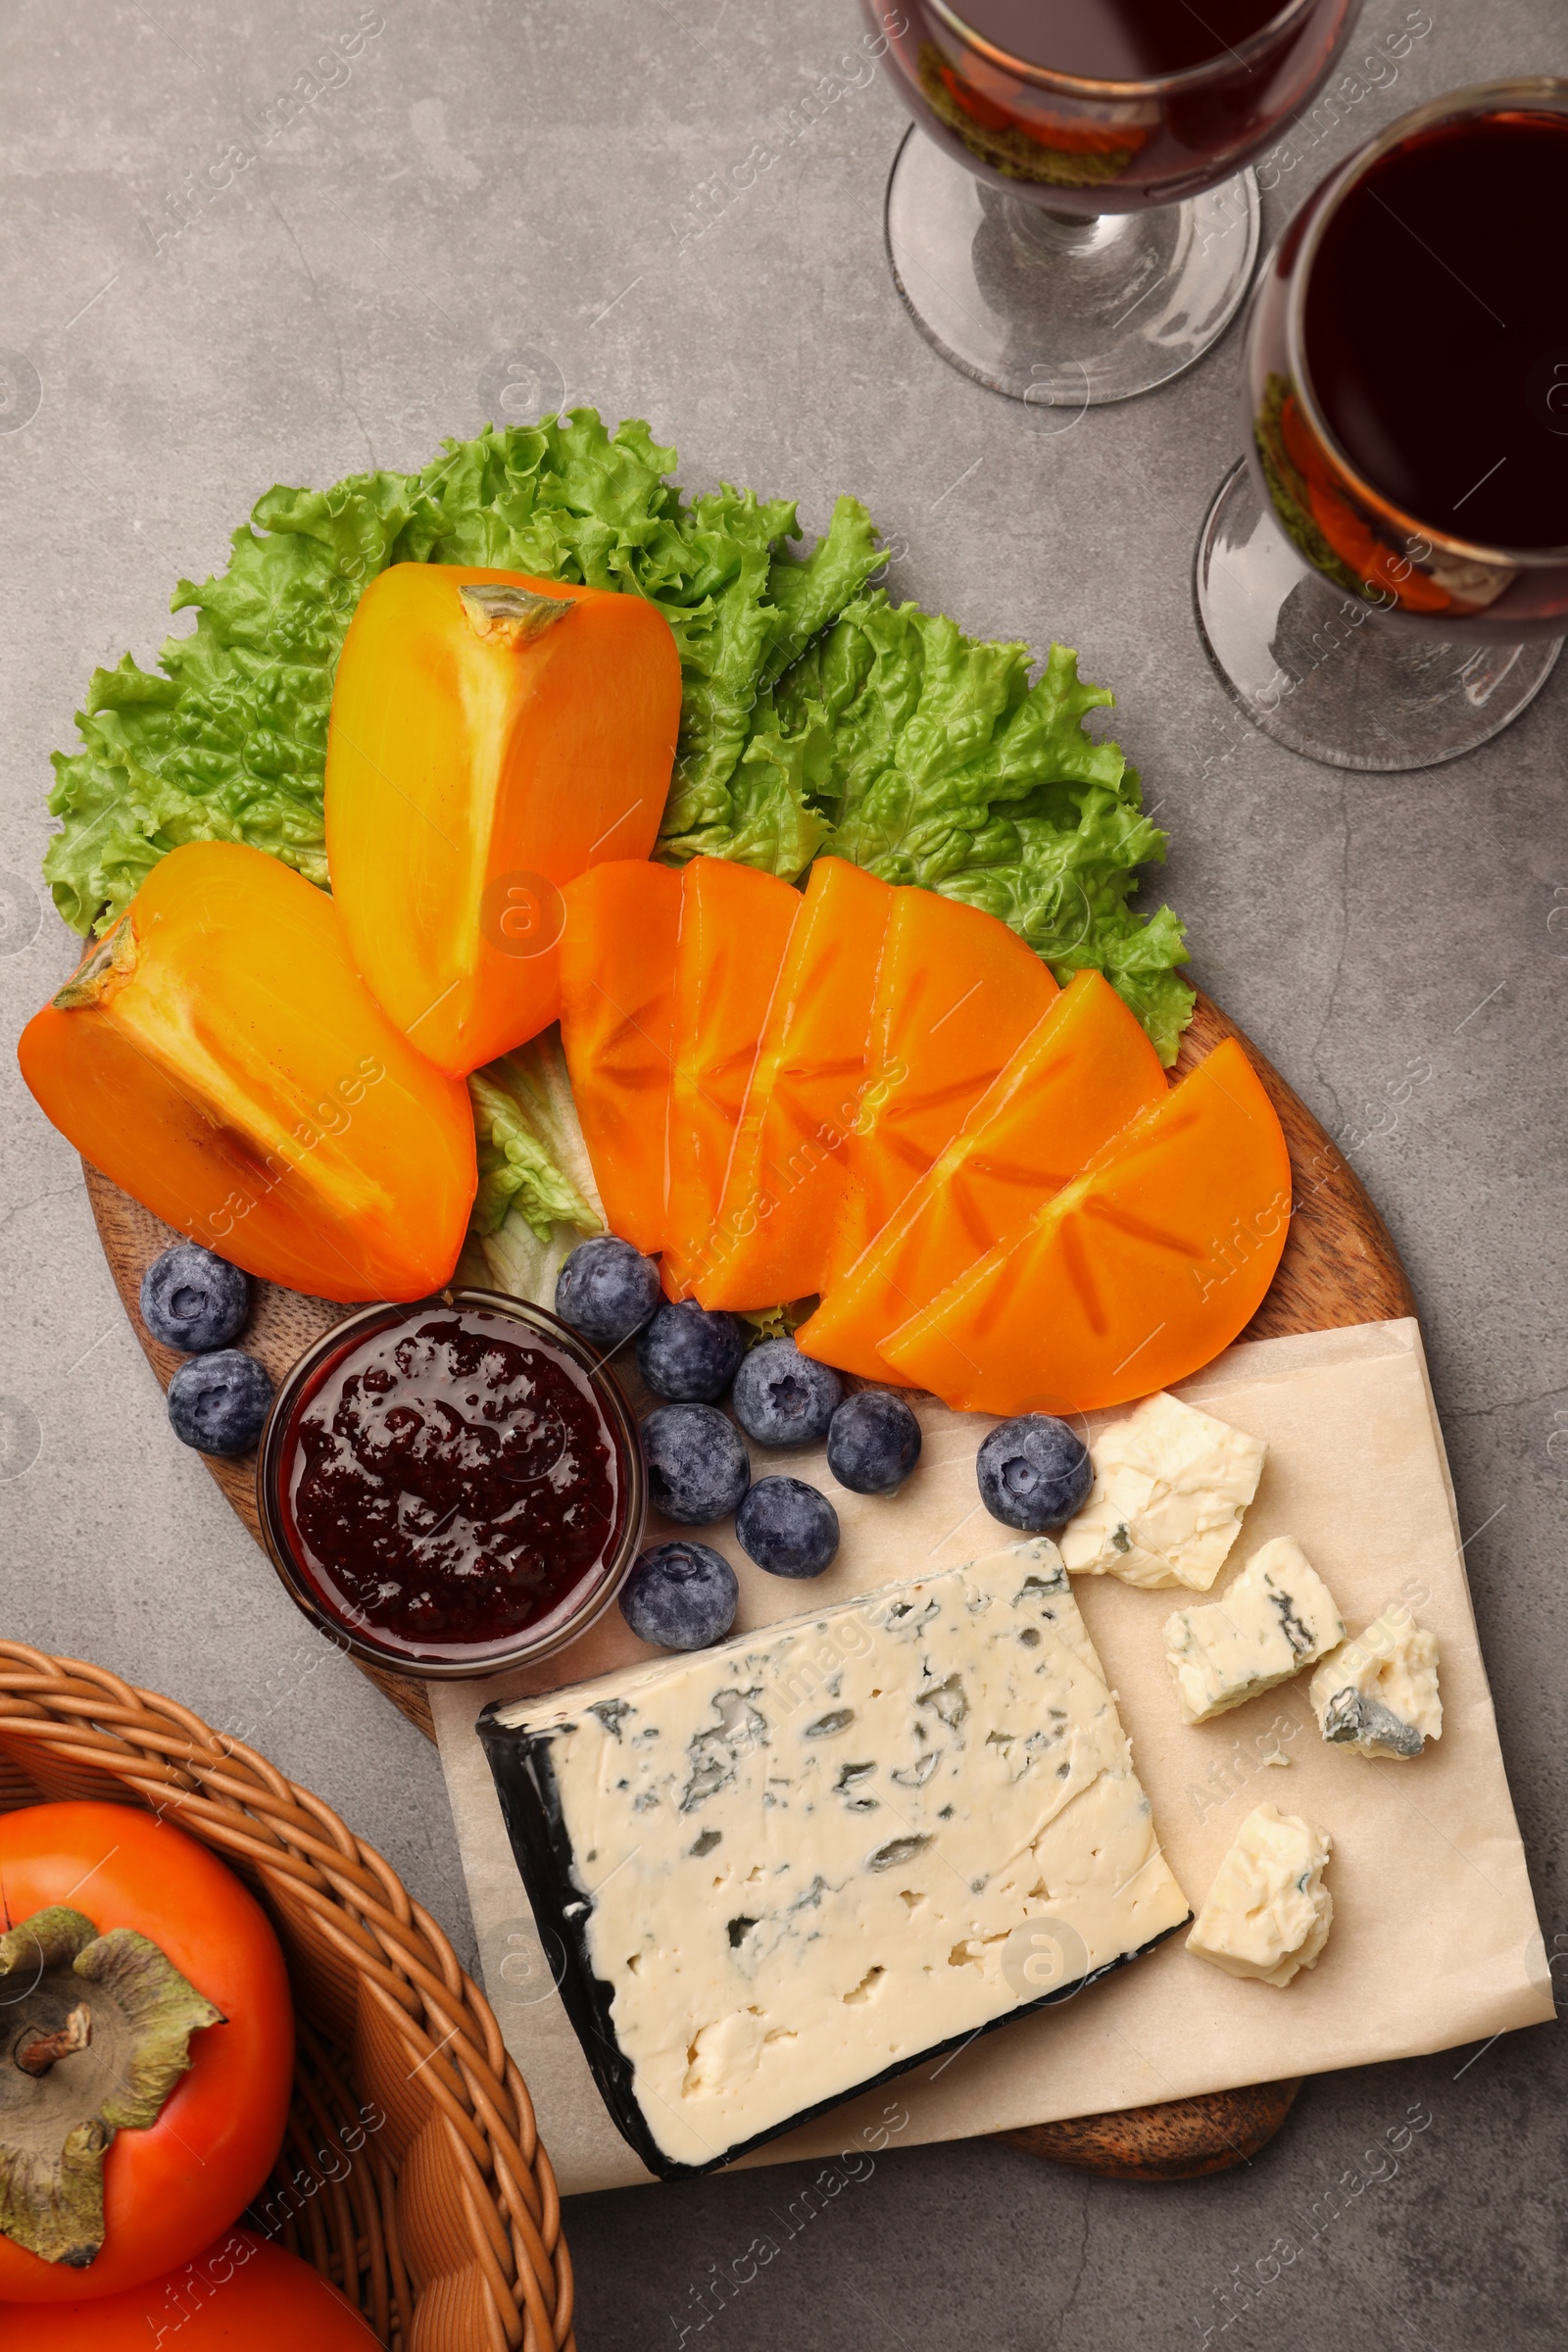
<box><xmin>735</xmin><ymin>1477</ymin><xmax>839</xmax><ymax>1578</ymax></box>
<box><xmin>826</xmin><ymin>1389</ymin><xmax>922</xmax><ymax>1495</ymax></box>
<box><xmin>635</xmin><ymin>1299</ymin><xmax>747</xmax><ymax>1403</ymax></box>
<box><xmin>167</xmin><ymin>1349</ymin><xmax>273</xmax><ymax>1456</ymax></box>
<box><xmin>643</xmin><ymin>1403</ymin><xmax>751</xmax><ymax>1525</ymax></box>
<box><xmin>140</xmin><ymin>1244</ymin><xmax>249</xmax><ymax>1353</ymax></box>
<box><xmin>731</xmin><ymin>1339</ymin><xmax>843</xmax><ymax>1447</ymax></box>
<box><xmin>620</xmin><ymin>1541</ymin><xmax>739</xmax><ymax>1649</ymax></box>
<box><xmin>976</xmin><ymin>1415</ymin><xmax>1092</xmax><ymax>1533</ymax></box>
<box><xmin>555</xmin><ymin>1236</ymin><xmax>661</xmax><ymax>1350</ymax></box>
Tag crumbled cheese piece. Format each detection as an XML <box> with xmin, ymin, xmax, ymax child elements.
<box><xmin>1163</xmin><ymin>1538</ymin><xmax>1346</xmax><ymax>1725</ymax></box>
<box><xmin>1310</xmin><ymin>1607</ymin><xmax>1442</xmax><ymax>1760</ymax></box>
<box><xmin>482</xmin><ymin>1542</ymin><xmax>1191</xmax><ymax>2175</ymax></box>
<box><xmin>1059</xmin><ymin>1392</ymin><xmax>1266</xmax><ymax>1591</ymax></box>
<box><xmin>1187</xmin><ymin>1803</ymin><xmax>1333</xmax><ymax>1987</ymax></box>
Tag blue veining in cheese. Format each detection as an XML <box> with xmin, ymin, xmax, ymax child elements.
<box><xmin>1162</xmin><ymin>1537</ymin><xmax>1346</xmax><ymax>1725</ymax></box>
<box><xmin>480</xmin><ymin>1541</ymin><xmax>1191</xmax><ymax>2175</ymax></box>
<box><xmin>1310</xmin><ymin>1606</ymin><xmax>1442</xmax><ymax>1759</ymax></box>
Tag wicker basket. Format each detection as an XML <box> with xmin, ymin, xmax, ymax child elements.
<box><xmin>0</xmin><ymin>1642</ymin><xmax>574</xmax><ymax>2352</ymax></box>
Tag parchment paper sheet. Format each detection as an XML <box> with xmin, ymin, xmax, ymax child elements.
<box><xmin>430</xmin><ymin>1319</ymin><xmax>1553</xmax><ymax>2195</ymax></box>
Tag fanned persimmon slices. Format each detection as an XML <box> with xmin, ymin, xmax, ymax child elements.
<box><xmin>662</xmin><ymin>858</ymin><xmax>800</xmax><ymax>1299</ymax></box>
<box><xmin>799</xmin><ymin>970</ymin><xmax>1166</xmax><ymax>1383</ymax></box>
<box><xmin>696</xmin><ymin>859</ymin><xmax>893</xmax><ymax>1310</ymax></box>
<box><xmin>881</xmin><ymin>1039</ymin><xmax>1292</xmax><ymax>1415</ymax></box>
<box><xmin>831</xmin><ymin>888</ymin><xmax>1057</xmax><ymax>1284</ymax></box>
<box><xmin>558</xmin><ymin>861</ymin><xmax>681</xmax><ymax>1256</ymax></box>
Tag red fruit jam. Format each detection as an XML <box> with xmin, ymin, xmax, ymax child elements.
<box><xmin>277</xmin><ymin>1307</ymin><xmax>629</xmax><ymax>1663</ymax></box>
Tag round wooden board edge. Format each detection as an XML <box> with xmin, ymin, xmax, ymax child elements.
<box><xmin>78</xmin><ymin>987</ymin><xmax>1413</xmax><ymax>2180</ymax></box>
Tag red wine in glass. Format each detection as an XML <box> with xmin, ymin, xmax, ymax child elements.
<box><xmin>1300</xmin><ymin>110</ymin><xmax>1568</xmax><ymax>558</ymax></box>
<box><xmin>866</xmin><ymin>0</ymin><xmax>1362</xmax><ymax>404</ymax></box>
<box><xmin>955</xmin><ymin>0</ymin><xmax>1306</xmax><ymax>76</ymax></box>
<box><xmin>1196</xmin><ymin>82</ymin><xmax>1568</xmax><ymax>770</ymax></box>
<box><xmin>902</xmin><ymin>0</ymin><xmax>1354</xmax><ymax>202</ymax></box>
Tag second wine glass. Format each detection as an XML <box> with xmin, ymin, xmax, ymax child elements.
<box><xmin>1195</xmin><ymin>79</ymin><xmax>1568</xmax><ymax>770</ymax></box>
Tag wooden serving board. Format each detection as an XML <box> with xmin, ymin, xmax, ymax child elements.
<box><xmin>83</xmin><ymin>987</ymin><xmax>1413</xmax><ymax>2180</ymax></box>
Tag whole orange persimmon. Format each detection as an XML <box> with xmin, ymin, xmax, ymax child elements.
<box><xmin>11</xmin><ymin>2230</ymin><xmax>380</xmax><ymax>2345</ymax></box>
<box><xmin>0</xmin><ymin>1804</ymin><xmax>293</xmax><ymax>2304</ymax></box>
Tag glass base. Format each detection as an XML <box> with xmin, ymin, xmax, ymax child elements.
<box><xmin>884</xmin><ymin>125</ymin><xmax>1260</xmax><ymax>409</ymax></box>
<box><xmin>1195</xmin><ymin>462</ymin><xmax>1563</xmax><ymax>770</ymax></box>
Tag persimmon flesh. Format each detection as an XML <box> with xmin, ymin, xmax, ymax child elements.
<box><xmin>832</xmin><ymin>885</ymin><xmax>1058</xmax><ymax>1284</ymax></box>
<box><xmin>698</xmin><ymin>858</ymin><xmax>894</xmax><ymax>1310</ymax></box>
<box><xmin>662</xmin><ymin>858</ymin><xmax>800</xmax><ymax>1299</ymax></box>
<box><xmin>882</xmin><ymin>1039</ymin><xmax>1292</xmax><ymax>1414</ymax></box>
<box><xmin>799</xmin><ymin>970</ymin><xmax>1165</xmax><ymax>1382</ymax></box>
<box><xmin>17</xmin><ymin>842</ymin><xmax>476</xmax><ymax>1302</ymax></box>
<box><xmin>558</xmin><ymin>859</ymin><xmax>682</xmax><ymax>1257</ymax></box>
<box><xmin>325</xmin><ymin>564</ymin><xmax>681</xmax><ymax>1077</ymax></box>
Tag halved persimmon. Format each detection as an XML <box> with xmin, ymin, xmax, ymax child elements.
<box><xmin>697</xmin><ymin>859</ymin><xmax>894</xmax><ymax>1310</ymax></box>
<box><xmin>662</xmin><ymin>858</ymin><xmax>800</xmax><ymax>1298</ymax></box>
<box><xmin>558</xmin><ymin>860</ymin><xmax>681</xmax><ymax>1256</ymax></box>
<box><xmin>325</xmin><ymin>563</ymin><xmax>681</xmax><ymax>1077</ymax></box>
<box><xmin>798</xmin><ymin>970</ymin><xmax>1165</xmax><ymax>1381</ymax></box>
<box><xmin>881</xmin><ymin>1039</ymin><xmax>1291</xmax><ymax>1414</ymax></box>
<box><xmin>17</xmin><ymin>842</ymin><xmax>476</xmax><ymax>1301</ymax></box>
<box><xmin>831</xmin><ymin>887</ymin><xmax>1057</xmax><ymax>1283</ymax></box>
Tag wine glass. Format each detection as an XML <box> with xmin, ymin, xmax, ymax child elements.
<box><xmin>1196</xmin><ymin>80</ymin><xmax>1568</xmax><ymax>769</ymax></box>
<box><xmin>865</xmin><ymin>0</ymin><xmax>1362</xmax><ymax>408</ymax></box>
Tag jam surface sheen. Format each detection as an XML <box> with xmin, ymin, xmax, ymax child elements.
<box><xmin>283</xmin><ymin>1309</ymin><xmax>622</xmax><ymax>1658</ymax></box>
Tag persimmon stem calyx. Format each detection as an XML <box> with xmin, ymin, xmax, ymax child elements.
<box><xmin>15</xmin><ymin>2002</ymin><xmax>92</xmax><ymax>2078</ymax></box>
<box><xmin>0</xmin><ymin>1904</ymin><xmax>223</xmax><ymax>2267</ymax></box>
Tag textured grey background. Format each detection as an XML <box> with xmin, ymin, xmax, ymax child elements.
<box><xmin>0</xmin><ymin>2</ymin><xmax>1563</xmax><ymax>2345</ymax></box>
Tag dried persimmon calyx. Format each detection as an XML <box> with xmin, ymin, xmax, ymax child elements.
<box><xmin>0</xmin><ymin>1904</ymin><xmax>224</xmax><ymax>2268</ymax></box>
<box><xmin>51</xmin><ymin>913</ymin><xmax>137</xmax><ymax>1011</ymax></box>
<box><xmin>458</xmin><ymin>580</ymin><xmax>574</xmax><ymax>642</ymax></box>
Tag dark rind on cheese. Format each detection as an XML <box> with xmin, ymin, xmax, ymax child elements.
<box><xmin>477</xmin><ymin>1701</ymin><xmax>1190</xmax><ymax>2182</ymax></box>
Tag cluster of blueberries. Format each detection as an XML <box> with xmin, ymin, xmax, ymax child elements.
<box><xmin>140</xmin><ymin>1244</ymin><xmax>274</xmax><ymax>1454</ymax></box>
<box><xmin>139</xmin><ymin>1232</ymin><xmax>1098</xmax><ymax>1661</ymax></box>
<box><xmin>555</xmin><ymin>1234</ymin><xmax>1096</xmax><ymax>1653</ymax></box>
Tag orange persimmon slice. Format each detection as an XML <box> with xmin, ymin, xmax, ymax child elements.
<box><xmin>558</xmin><ymin>860</ymin><xmax>681</xmax><ymax>1256</ymax></box>
<box><xmin>798</xmin><ymin>970</ymin><xmax>1165</xmax><ymax>1382</ymax></box>
<box><xmin>696</xmin><ymin>859</ymin><xmax>895</xmax><ymax>1310</ymax></box>
<box><xmin>662</xmin><ymin>858</ymin><xmax>801</xmax><ymax>1299</ymax></box>
<box><xmin>17</xmin><ymin>842</ymin><xmax>476</xmax><ymax>1302</ymax></box>
<box><xmin>881</xmin><ymin>1039</ymin><xmax>1291</xmax><ymax>1415</ymax></box>
<box><xmin>831</xmin><ymin>888</ymin><xmax>1057</xmax><ymax>1285</ymax></box>
<box><xmin>325</xmin><ymin>563</ymin><xmax>681</xmax><ymax>1078</ymax></box>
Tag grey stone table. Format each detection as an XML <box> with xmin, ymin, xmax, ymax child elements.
<box><xmin>1</xmin><ymin>3</ymin><xmax>1562</xmax><ymax>2345</ymax></box>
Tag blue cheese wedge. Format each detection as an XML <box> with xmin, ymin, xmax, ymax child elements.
<box><xmin>477</xmin><ymin>1542</ymin><xmax>1190</xmax><ymax>2178</ymax></box>
<box><xmin>1059</xmin><ymin>1392</ymin><xmax>1266</xmax><ymax>1591</ymax></box>
<box><xmin>1163</xmin><ymin>1538</ymin><xmax>1346</xmax><ymax>1724</ymax></box>
<box><xmin>1187</xmin><ymin>1803</ymin><xmax>1333</xmax><ymax>1986</ymax></box>
<box><xmin>1309</xmin><ymin>1608</ymin><xmax>1442</xmax><ymax>1759</ymax></box>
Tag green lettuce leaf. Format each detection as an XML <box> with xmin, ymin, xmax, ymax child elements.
<box><xmin>760</xmin><ymin>591</ymin><xmax>1193</xmax><ymax>1061</ymax></box>
<box><xmin>41</xmin><ymin>416</ymin><xmax>1192</xmax><ymax>1070</ymax></box>
<box><xmin>466</xmin><ymin>1030</ymin><xmax>604</xmax><ymax>1307</ymax></box>
<box><xmin>43</xmin><ymin>467</ymin><xmax>428</xmax><ymax>933</ymax></box>
<box><xmin>650</xmin><ymin>491</ymin><xmax>885</xmax><ymax>872</ymax></box>
<box><xmin>738</xmin><ymin>1298</ymin><xmax>820</xmax><ymax>1346</ymax></box>
<box><xmin>44</xmin><ymin>415</ymin><xmax>883</xmax><ymax>936</ymax></box>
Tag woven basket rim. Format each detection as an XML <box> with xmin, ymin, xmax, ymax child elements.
<box><xmin>0</xmin><ymin>1640</ymin><xmax>575</xmax><ymax>2352</ymax></box>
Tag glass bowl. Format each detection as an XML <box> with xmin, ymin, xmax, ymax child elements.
<box><xmin>256</xmin><ymin>1288</ymin><xmax>647</xmax><ymax>1680</ymax></box>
